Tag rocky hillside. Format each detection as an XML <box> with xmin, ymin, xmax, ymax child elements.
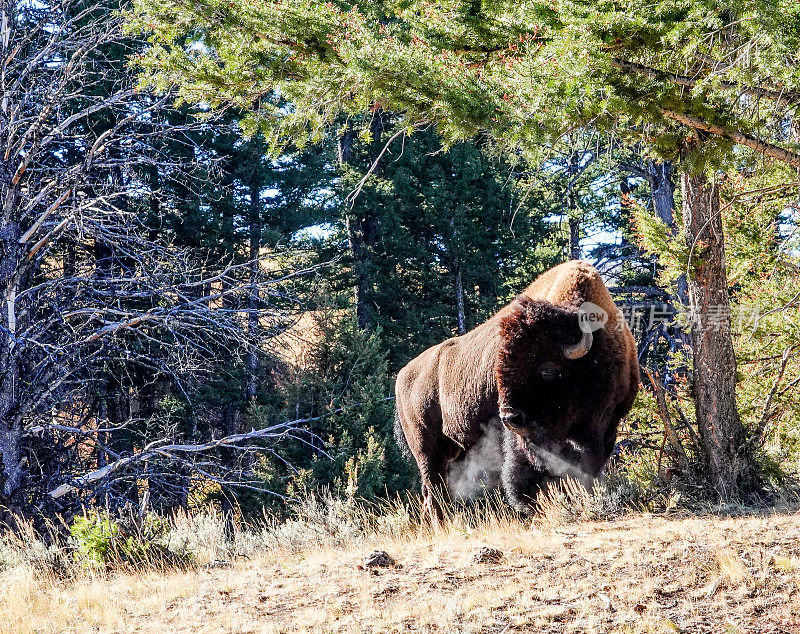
<box><xmin>3</xmin><ymin>509</ymin><xmax>800</xmax><ymax>632</ymax></box>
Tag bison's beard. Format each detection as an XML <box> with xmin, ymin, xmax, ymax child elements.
<box><xmin>515</xmin><ymin>432</ymin><xmax>595</xmax><ymax>487</ymax></box>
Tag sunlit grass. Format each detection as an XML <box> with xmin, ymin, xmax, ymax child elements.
<box><xmin>3</xmin><ymin>484</ymin><xmax>800</xmax><ymax>632</ymax></box>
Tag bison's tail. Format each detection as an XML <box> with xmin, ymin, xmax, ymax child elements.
<box><xmin>393</xmin><ymin>410</ymin><xmax>413</xmax><ymax>462</ymax></box>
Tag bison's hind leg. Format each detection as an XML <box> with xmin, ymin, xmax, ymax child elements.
<box><xmin>418</xmin><ymin>436</ymin><xmax>464</xmax><ymax>525</ymax></box>
<box><xmin>420</xmin><ymin>469</ymin><xmax>449</xmax><ymax>526</ymax></box>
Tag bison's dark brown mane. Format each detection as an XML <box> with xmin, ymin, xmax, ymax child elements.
<box><xmin>498</xmin><ymin>297</ymin><xmax>585</xmax><ymax>362</ymax></box>
<box><xmin>496</xmin><ymin>296</ymin><xmax>615</xmax><ymax>441</ymax></box>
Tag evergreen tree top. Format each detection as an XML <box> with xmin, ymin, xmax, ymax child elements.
<box><xmin>128</xmin><ymin>0</ymin><xmax>800</xmax><ymax>168</ymax></box>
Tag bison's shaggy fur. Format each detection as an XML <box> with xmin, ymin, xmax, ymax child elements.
<box><xmin>394</xmin><ymin>261</ymin><xmax>638</xmax><ymax>520</ymax></box>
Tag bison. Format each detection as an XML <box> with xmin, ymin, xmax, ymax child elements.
<box><xmin>394</xmin><ymin>260</ymin><xmax>639</xmax><ymax>520</ymax></box>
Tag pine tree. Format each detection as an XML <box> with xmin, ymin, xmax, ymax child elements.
<box><xmin>128</xmin><ymin>0</ymin><xmax>800</xmax><ymax>498</ymax></box>
<box><xmin>334</xmin><ymin>125</ymin><xmax>558</xmax><ymax>368</ymax></box>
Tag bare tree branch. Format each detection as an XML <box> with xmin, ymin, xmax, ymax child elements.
<box><xmin>48</xmin><ymin>416</ymin><xmax>326</xmax><ymax>499</ymax></box>
<box><xmin>659</xmin><ymin>108</ymin><xmax>800</xmax><ymax>167</ymax></box>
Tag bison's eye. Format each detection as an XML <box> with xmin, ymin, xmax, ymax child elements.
<box><xmin>539</xmin><ymin>362</ymin><xmax>560</xmax><ymax>381</ymax></box>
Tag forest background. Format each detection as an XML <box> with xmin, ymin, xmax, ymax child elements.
<box><xmin>2</xmin><ymin>0</ymin><xmax>800</xmax><ymax>534</ymax></box>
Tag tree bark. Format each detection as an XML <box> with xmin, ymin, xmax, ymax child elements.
<box><xmin>449</xmin><ymin>216</ymin><xmax>466</xmax><ymax>335</ymax></box>
<box><xmin>453</xmin><ymin>262</ymin><xmax>466</xmax><ymax>335</ymax></box>
<box><xmin>338</xmin><ymin>125</ymin><xmax>370</xmax><ymax>329</ymax></box>
<box><xmin>681</xmin><ymin>168</ymin><xmax>758</xmax><ymax>497</ymax></box>
<box><xmin>0</xmin><ymin>1</ymin><xmax>23</xmax><ymax>511</ymax></box>
<box><xmin>0</xmin><ymin>216</ymin><xmax>23</xmax><ymax>511</ymax></box>
<box><xmin>345</xmin><ymin>214</ymin><xmax>371</xmax><ymax>330</ymax></box>
<box><xmin>339</xmin><ymin>116</ymin><xmax>387</xmax><ymax>331</ymax></box>
<box><xmin>246</xmin><ymin>177</ymin><xmax>261</xmax><ymax>403</ymax></box>
<box><xmin>568</xmin><ymin>215</ymin><xmax>581</xmax><ymax>260</ymax></box>
<box><xmin>566</xmin><ymin>150</ymin><xmax>581</xmax><ymax>260</ymax></box>
<box><xmin>647</xmin><ymin>160</ymin><xmax>689</xmax><ymax>304</ymax></box>
<box><xmin>219</xmin><ymin>170</ymin><xmax>240</xmax><ymax>534</ymax></box>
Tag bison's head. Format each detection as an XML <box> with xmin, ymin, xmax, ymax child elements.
<box><xmin>496</xmin><ymin>296</ymin><xmax>609</xmax><ymax>474</ymax></box>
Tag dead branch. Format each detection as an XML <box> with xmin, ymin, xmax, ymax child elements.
<box><xmin>752</xmin><ymin>346</ymin><xmax>796</xmax><ymax>446</ymax></box>
<box><xmin>643</xmin><ymin>368</ymin><xmax>691</xmax><ymax>472</ymax></box>
<box><xmin>48</xmin><ymin>416</ymin><xmax>324</xmax><ymax>499</ymax></box>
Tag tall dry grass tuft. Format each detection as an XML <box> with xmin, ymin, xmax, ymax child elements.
<box><xmin>0</xmin><ymin>517</ymin><xmax>73</xmax><ymax>578</ymax></box>
<box><xmin>0</xmin><ymin>475</ymin><xmax>650</xmax><ymax>579</ymax></box>
<box><xmin>713</xmin><ymin>549</ymin><xmax>749</xmax><ymax>587</ymax></box>
<box><xmin>532</xmin><ymin>471</ymin><xmax>656</xmax><ymax>526</ymax></box>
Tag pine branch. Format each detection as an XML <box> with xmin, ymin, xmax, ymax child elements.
<box><xmin>611</xmin><ymin>58</ymin><xmax>800</xmax><ymax>107</ymax></box>
<box><xmin>659</xmin><ymin>108</ymin><xmax>800</xmax><ymax>167</ymax></box>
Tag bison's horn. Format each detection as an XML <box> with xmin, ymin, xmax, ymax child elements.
<box><xmin>563</xmin><ymin>328</ymin><xmax>593</xmax><ymax>360</ymax></box>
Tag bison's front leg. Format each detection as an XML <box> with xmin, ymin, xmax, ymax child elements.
<box><xmin>501</xmin><ymin>428</ymin><xmax>549</xmax><ymax>514</ymax></box>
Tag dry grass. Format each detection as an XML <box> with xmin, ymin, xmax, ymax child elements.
<box><xmin>2</xmin><ymin>491</ymin><xmax>800</xmax><ymax>633</ymax></box>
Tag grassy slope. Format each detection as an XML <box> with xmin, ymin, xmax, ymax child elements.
<box><xmin>3</xmin><ymin>510</ymin><xmax>800</xmax><ymax>633</ymax></box>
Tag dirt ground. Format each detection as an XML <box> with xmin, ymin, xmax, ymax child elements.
<box><xmin>4</xmin><ymin>511</ymin><xmax>800</xmax><ymax>633</ymax></box>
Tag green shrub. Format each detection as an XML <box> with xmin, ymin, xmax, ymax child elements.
<box><xmin>70</xmin><ymin>510</ymin><xmax>191</xmax><ymax>570</ymax></box>
<box><xmin>241</xmin><ymin>309</ymin><xmax>417</xmax><ymax>515</ymax></box>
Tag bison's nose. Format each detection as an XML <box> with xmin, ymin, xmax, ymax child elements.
<box><xmin>500</xmin><ymin>407</ymin><xmax>528</xmax><ymax>435</ymax></box>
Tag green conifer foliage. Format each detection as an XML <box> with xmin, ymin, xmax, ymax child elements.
<box><xmin>127</xmin><ymin>0</ymin><xmax>800</xmax><ymax>497</ymax></box>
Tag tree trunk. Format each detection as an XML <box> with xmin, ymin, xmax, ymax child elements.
<box><xmin>338</xmin><ymin>125</ymin><xmax>371</xmax><ymax>329</ymax></box>
<box><xmin>0</xmin><ymin>217</ymin><xmax>23</xmax><ymax>513</ymax></box>
<box><xmin>0</xmin><ymin>2</ymin><xmax>24</xmax><ymax>512</ymax></box>
<box><xmin>565</xmin><ymin>149</ymin><xmax>582</xmax><ymax>260</ymax></box>
<box><xmin>568</xmin><ymin>215</ymin><xmax>581</xmax><ymax>260</ymax></box>
<box><xmin>681</xmin><ymin>168</ymin><xmax>758</xmax><ymax>497</ymax></box>
<box><xmin>345</xmin><ymin>214</ymin><xmax>371</xmax><ymax>330</ymax></box>
<box><xmin>339</xmin><ymin>117</ymin><xmax>386</xmax><ymax>331</ymax></box>
<box><xmin>218</xmin><ymin>175</ymin><xmax>240</xmax><ymax>535</ymax></box>
<box><xmin>449</xmin><ymin>216</ymin><xmax>466</xmax><ymax>335</ymax></box>
<box><xmin>453</xmin><ymin>262</ymin><xmax>466</xmax><ymax>335</ymax></box>
<box><xmin>649</xmin><ymin>160</ymin><xmax>676</xmax><ymax>228</ymax></box>
<box><xmin>246</xmin><ymin>177</ymin><xmax>261</xmax><ymax>403</ymax></box>
<box><xmin>647</xmin><ymin>160</ymin><xmax>688</xmax><ymax>304</ymax></box>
